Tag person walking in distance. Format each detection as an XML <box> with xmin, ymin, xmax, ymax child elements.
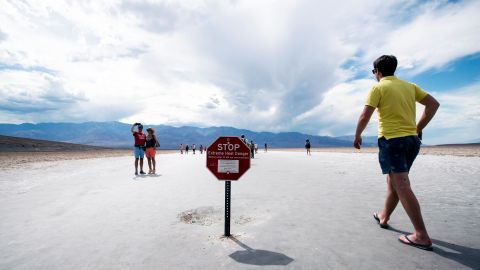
<box><xmin>185</xmin><ymin>144</ymin><xmax>189</xmax><ymax>154</ymax></box>
<box><xmin>131</xmin><ymin>123</ymin><xmax>146</xmax><ymax>175</ymax></box>
<box><xmin>250</xmin><ymin>140</ymin><xmax>255</xmax><ymax>159</ymax></box>
<box><xmin>305</xmin><ymin>139</ymin><xmax>311</xmax><ymax>155</ymax></box>
<box><xmin>264</xmin><ymin>143</ymin><xmax>268</xmax><ymax>153</ymax></box>
<box><xmin>354</xmin><ymin>55</ymin><xmax>439</xmax><ymax>251</ymax></box>
<box><xmin>199</xmin><ymin>144</ymin><xmax>204</xmax><ymax>154</ymax></box>
<box><xmin>241</xmin><ymin>134</ymin><xmax>249</xmax><ymax>145</ymax></box>
<box><xmin>180</xmin><ymin>144</ymin><xmax>184</xmax><ymax>154</ymax></box>
<box><xmin>192</xmin><ymin>144</ymin><xmax>196</xmax><ymax>154</ymax></box>
<box><xmin>145</xmin><ymin>127</ymin><xmax>159</xmax><ymax>174</ymax></box>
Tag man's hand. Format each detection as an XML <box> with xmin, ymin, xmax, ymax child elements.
<box><xmin>417</xmin><ymin>94</ymin><xmax>440</xmax><ymax>140</ymax></box>
<box><xmin>354</xmin><ymin>106</ymin><xmax>375</xmax><ymax>150</ymax></box>
<box><xmin>354</xmin><ymin>135</ymin><xmax>362</xmax><ymax>149</ymax></box>
<box><xmin>417</xmin><ymin>129</ymin><xmax>423</xmax><ymax>140</ymax></box>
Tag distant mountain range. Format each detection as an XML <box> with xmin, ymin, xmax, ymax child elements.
<box><xmin>0</xmin><ymin>121</ymin><xmax>377</xmax><ymax>149</ymax></box>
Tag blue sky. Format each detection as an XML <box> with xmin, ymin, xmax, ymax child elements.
<box><xmin>0</xmin><ymin>0</ymin><xmax>479</xmax><ymax>144</ymax></box>
<box><xmin>405</xmin><ymin>53</ymin><xmax>480</xmax><ymax>92</ymax></box>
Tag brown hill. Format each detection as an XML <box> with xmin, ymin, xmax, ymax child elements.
<box><xmin>0</xmin><ymin>135</ymin><xmax>108</xmax><ymax>152</ymax></box>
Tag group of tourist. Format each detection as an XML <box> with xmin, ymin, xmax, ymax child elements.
<box><xmin>131</xmin><ymin>123</ymin><xmax>159</xmax><ymax>175</ymax></box>
<box><xmin>240</xmin><ymin>135</ymin><xmax>263</xmax><ymax>158</ymax></box>
<box><xmin>179</xmin><ymin>144</ymin><xmax>204</xmax><ymax>154</ymax></box>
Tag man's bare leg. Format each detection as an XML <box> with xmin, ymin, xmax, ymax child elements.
<box><xmin>377</xmin><ymin>174</ymin><xmax>399</xmax><ymax>226</ymax></box>
<box><xmin>139</xmin><ymin>158</ymin><xmax>144</xmax><ymax>173</ymax></box>
<box><xmin>152</xmin><ymin>157</ymin><xmax>156</xmax><ymax>173</ymax></box>
<box><xmin>390</xmin><ymin>172</ymin><xmax>431</xmax><ymax>245</ymax></box>
<box><xmin>134</xmin><ymin>158</ymin><xmax>139</xmax><ymax>174</ymax></box>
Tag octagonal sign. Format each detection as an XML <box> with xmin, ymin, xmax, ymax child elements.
<box><xmin>206</xmin><ymin>136</ymin><xmax>251</xmax><ymax>180</ymax></box>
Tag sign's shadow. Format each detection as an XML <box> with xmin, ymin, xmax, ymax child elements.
<box><xmin>228</xmin><ymin>237</ymin><xmax>294</xmax><ymax>266</ymax></box>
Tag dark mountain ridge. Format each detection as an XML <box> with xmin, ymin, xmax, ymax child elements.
<box><xmin>0</xmin><ymin>135</ymin><xmax>107</xmax><ymax>152</ymax></box>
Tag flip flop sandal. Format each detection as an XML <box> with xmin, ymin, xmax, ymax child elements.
<box><xmin>399</xmin><ymin>235</ymin><xmax>433</xmax><ymax>251</ymax></box>
<box><xmin>373</xmin><ymin>212</ymin><xmax>389</xmax><ymax>229</ymax></box>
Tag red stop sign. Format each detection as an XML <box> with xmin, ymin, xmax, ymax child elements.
<box><xmin>206</xmin><ymin>136</ymin><xmax>251</xmax><ymax>180</ymax></box>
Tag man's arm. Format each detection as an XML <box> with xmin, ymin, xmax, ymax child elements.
<box><xmin>131</xmin><ymin>123</ymin><xmax>137</xmax><ymax>134</ymax></box>
<box><xmin>417</xmin><ymin>94</ymin><xmax>440</xmax><ymax>139</ymax></box>
<box><xmin>354</xmin><ymin>105</ymin><xmax>375</xmax><ymax>149</ymax></box>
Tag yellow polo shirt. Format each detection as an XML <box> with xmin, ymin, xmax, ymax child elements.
<box><xmin>365</xmin><ymin>76</ymin><xmax>428</xmax><ymax>139</ymax></box>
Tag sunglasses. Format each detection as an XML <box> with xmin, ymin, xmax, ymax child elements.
<box><xmin>372</xmin><ymin>68</ymin><xmax>378</xmax><ymax>74</ymax></box>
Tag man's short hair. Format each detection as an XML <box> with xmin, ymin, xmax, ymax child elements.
<box><xmin>373</xmin><ymin>55</ymin><xmax>397</xmax><ymax>76</ymax></box>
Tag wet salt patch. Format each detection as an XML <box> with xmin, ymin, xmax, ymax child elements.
<box><xmin>234</xmin><ymin>215</ymin><xmax>253</xmax><ymax>225</ymax></box>
<box><xmin>178</xmin><ymin>206</ymin><xmax>254</xmax><ymax>226</ymax></box>
<box><xmin>178</xmin><ymin>206</ymin><xmax>222</xmax><ymax>226</ymax></box>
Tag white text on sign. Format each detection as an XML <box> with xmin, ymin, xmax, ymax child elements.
<box><xmin>217</xmin><ymin>142</ymin><xmax>241</xmax><ymax>151</ymax></box>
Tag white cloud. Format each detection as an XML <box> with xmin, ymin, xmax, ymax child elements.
<box><xmin>366</xmin><ymin>0</ymin><xmax>480</xmax><ymax>74</ymax></box>
<box><xmin>0</xmin><ymin>70</ymin><xmax>86</xmax><ymax>112</ymax></box>
<box><xmin>293</xmin><ymin>79</ymin><xmax>378</xmax><ymax>136</ymax></box>
<box><xmin>0</xmin><ymin>0</ymin><xmax>479</xmax><ymax>143</ymax></box>
<box><xmin>424</xmin><ymin>83</ymin><xmax>480</xmax><ymax>144</ymax></box>
<box><xmin>0</xmin><ymin>29</ymin><xmax>7</xmax><ymax>42</ymax></box>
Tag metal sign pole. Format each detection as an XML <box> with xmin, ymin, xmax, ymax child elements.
<box><xmin>225</xmin><ymin>180</ymin><xmax>231</xmax><ymax>237</ymax></box>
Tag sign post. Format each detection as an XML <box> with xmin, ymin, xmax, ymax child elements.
<box><xmin>224</xmin><ymin>181</ymin><xmax>231</xmax><ymax>236</ymax></box>
<box><xmin>206</xmin><ymin>136</ymin><xmax>251</xmax><ymax>237</ymax></box>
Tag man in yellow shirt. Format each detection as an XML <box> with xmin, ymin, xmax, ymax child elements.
<box><xmin>354</xmin><ymin>55</ymin><xmax>440</xmax><ymax>251</ymax></box>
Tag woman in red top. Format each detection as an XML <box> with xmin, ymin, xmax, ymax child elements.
<box><xmin>145</xmin><ymin>127</ymin><xmax>159</xmax><ymax>174</ymax></box>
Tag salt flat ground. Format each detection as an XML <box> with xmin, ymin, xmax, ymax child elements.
<box><xmin>0</xmin><ymin>151</ymin><xmax>479</xmax><ymax>270</ymax></box>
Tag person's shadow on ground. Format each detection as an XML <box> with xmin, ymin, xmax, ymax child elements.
<box><xmin>132</xmin><ymin>174</ymin><xmax>162</xmax><ymax>180</ymax></box>
<box><xmin>228</xmin><ymin>237</ymin><xmax>294</xmax><ymax>266</ymax></box>
<box><xmin>388</xmin><ymin>227</ymin><xmax>480</xmax><ymax>269</ymax></box>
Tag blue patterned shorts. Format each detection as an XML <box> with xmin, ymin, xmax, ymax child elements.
<box><xmin>378</xmin><ymin>136</ymin><xmax>421</xmax><ymax>174</ymax></box>
<box><xmin>133</xmin><ymin>146</ymin><xmax>145</xmax><ymax>158</ymax></box>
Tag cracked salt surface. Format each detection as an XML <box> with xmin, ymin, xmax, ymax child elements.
<box><xmin>178</xmin><ymin>206</ymin><xmax>254</xmax><ymax>226</ymax></box>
